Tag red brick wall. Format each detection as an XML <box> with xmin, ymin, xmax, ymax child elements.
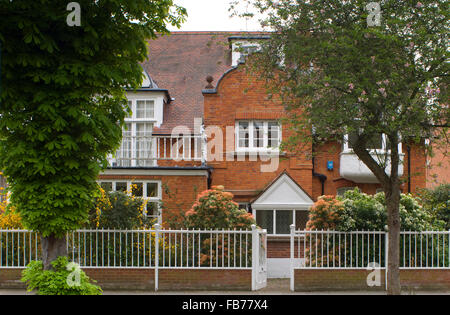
<box><xmin>427</xmin><ymin>135</ymin><xmax>450</xmax><ymax>187</ymax></box>
<box><xmin>84</xmin><ymin>268</ymin><xmax>155</xmax><ymax>290</ymax></box>
<box><xmin>294</xmin><ymin>269</ymin><xmax>450</xmax><ymax>291</ymax></box>
<box><xmin>0</xmin><ymin>269</ymin><xmax>24</xmax><ymax>289</ymax></box>
<box><xmin>203</xmin><ymin>65</ymin><xmax>428</xmax><ymax>202</ymax></box>
<box><xmin>159</xmin><ymin>269</ymin><xmax>251</xmax><ymax>291</ymax></box>
<box><xmin>0</xmin><ymin>268</ymin><xmax>251</xmax><ymax>291</ymax></box>
<box><xmin>267</xmin><ymin>239</ymin><xmax>305</xmax><ymax>259</ymax></box>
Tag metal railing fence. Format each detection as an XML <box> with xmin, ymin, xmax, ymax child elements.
<box><xmin>291</xmin><ymin>228</ymin><xmax>450</xmax><ymax>269</ymax></box>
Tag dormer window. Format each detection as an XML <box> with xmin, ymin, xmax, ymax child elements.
<box><xmin>128</xmin><ymin>99</ymin><xmax>156</xmax><ymax>120</ymax></box>
<box><xmin>231</xmin><ymin>42</ymin><xmax>261</xmax><ymax>66</ymax></box>
<box><xmin>238</xmin><ymin>45</ymin><xmax>260</xmax><ymax>63</ymax></box>
<box><xmin>136</xmin><ymin>100</ymin><xmax>155</xmax><ymax>119</ymax></box>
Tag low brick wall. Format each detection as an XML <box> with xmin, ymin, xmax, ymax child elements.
<box><xmin>0</xmin><ymin>268</ymin><xmax>252</xmax><ymax>291</ymax></box>
<box><xmin>0</xmin><ymin>269</ymin><xmax>24</xmax><ymax>289</ymax></box>
<box><xmin>294</xmin><ymin>268</ymin><xmax>450</xmax><ymax>292</ymax></box>
<box><xmin>159</xmin><ymin>269</ymin><xmax>252</xmax><ymax>291</ymax></box>
<box><xmin>84</xmin><ymin>269</ymin><xmax>155</xmax><ymax>290</ymax></box>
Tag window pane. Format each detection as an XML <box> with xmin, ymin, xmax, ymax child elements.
<box><xmin>100</xmin><ymin>182</ymin><xmax>112</xmax><ymax>192</ymax></box>
<box><xmin>146</xmin><ymin>202</ymin><xmax>159</xmax><ymax>217</ymax></box>
<box><xmin>131</xmin><ymin>182</ymin><xmax>143</xmax><ymax>197</ymax></box>
<box><xmin>295</xmin><ymin>211</ymin><xmax>309</xmax><ymax>230</ymax></box>
<box><xmin>256</xmin><ymin>210</ymin><xmax>273</xmax><ymax>234</ymax></box>
<box><xmin>268</xmin><ymin>122</ymin><xmax>280</xmax><ymax>148</ymax></box>
<box><xmin>136</xmin><ymin>100</ymin><xmax>155</xmax><ymax>119</ymax></box>
<box><xmin>253</xmin><ymin>121</ymin><xmax>264</xmax><ymax>148</ymax></box>
<box><xmin>238</xmin><ymin>122</ymin><xmax>249</xmax><ymax>148</ymax></box>
<box><xmin>147</xmin><ymin>183</ymin><xmax>158</xmax><ymax>198</ymax></box>
<box><xmin>115</xmin><ymin>182</ymin><xmax>127</xmax><ymax>193</ymax></box>
<box><xmin>276</xmin><ymin>210</ymin><xmax>292</xmax><ymax>234</ymax></box>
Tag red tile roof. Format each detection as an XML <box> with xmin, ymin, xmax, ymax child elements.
<box><xmin>142</xmin><ymin>32</ymin><xmax>267</xmax><ymax>134</ymax></box>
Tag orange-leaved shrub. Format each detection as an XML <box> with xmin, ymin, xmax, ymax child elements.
<box><xmin>305</xmin><ymin>196</ymin><xmax>345</xmax><ymax>267</ymax></box>
<box><xmin>183</xmin><ymin>186</ymin><xmax>256</xmax><ymax>267</ymax></box>
<box><xmin>184</xmin><ymin>186</ymin><xmax>256</xmax><ymax>230</ymax></box>
<box><xmin>306</xmin><ymin>195</ymin><xmax>345</xmax><ymax>231</ymax></box>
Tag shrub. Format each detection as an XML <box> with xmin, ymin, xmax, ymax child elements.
<box><xmin>306</xmin><ymin>196</ymin><xmax>345</xmax><ymax>230</ymax></box>
<box><xmin>182</xmin><ymin>186</ymin><xmax>256</xmax><ymax>267</ymax></box>
<box><xmin>332</xmin><ymin>188</ymin><xmax>444</xmax><ymax>231</ymax></box>
<box><xmin>0</xmin><ymin>196</ymin><xmax>23</xmax><ymax>229</ymax></box>
<box><xmin>87</xmin><ymin>187</ymin><xmax>153</xmax><ymax>229</ymax></box>
<box><xmin>184</xmin><ymin>186</ymin><xmax>256</xmax><ymax>230</ymax></box>
<box><xmin>21</xmin><ymin>256</ymin><xmax>102</xmax><ymax>295</ymax></box>
<box><xmin>417</xmin><ymin>184</ymin><xmax>450</xmax><ymax>230</ymax></box>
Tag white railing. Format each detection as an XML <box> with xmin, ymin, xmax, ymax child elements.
<box><xmin>0</xmin><ymin>226</ymin><xmax>264</xmax><ymax>270</ymax></box>
<box><xmin>400</xmin><ymin>231</ymin><xmax>450</xmax><ymax>269</ymax></box>
<box><xmin>0</xmin><ymin>230</ymin><xmax>41</xmax><ymax>268</ymax></box>
<box><xmin>111</xmin><ymin>135</ymin><xmax>204</xmax><ymax>167</ymax></box>
<box><xmin>290</xmin><ymin>227</ymin><xmax>450</xmax><ymax>270</ymax></box>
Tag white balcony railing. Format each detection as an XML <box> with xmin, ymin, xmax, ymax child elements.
<box><xmin>109</xmin><ymin>135</ymin><xmax>205</xmax><ymax>167</ymax></box>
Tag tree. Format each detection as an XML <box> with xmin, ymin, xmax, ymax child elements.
<box><xmin>232</xmin><ymin>0</ymin><xmax>449</xmax><ymax>294</ymax></box>
<box><xmin>0</xmin><ymin>0</ymin><xmax>186</xmax><ymax>270</ymax></box>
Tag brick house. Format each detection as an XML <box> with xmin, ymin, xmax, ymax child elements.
<box><xmin>0</xmin><ymin>32</ymin><xmax>440</xmax><ymax>277</ymax></box>
<box><xmin>94</xmin><ymin>32</ymin><xmax>434</xmax><ymax>277</ymax></box>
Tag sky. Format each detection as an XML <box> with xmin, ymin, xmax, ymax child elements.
<box><xmin>170</xmin><ymin>0</ymin><xmax>263</xmax><ymax>32</ymax></box>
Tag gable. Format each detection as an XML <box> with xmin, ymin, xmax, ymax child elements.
<box><xmin>251</xmin><ymin>173</ymin><xmax>314</xmax><ymax>210</ymax></box>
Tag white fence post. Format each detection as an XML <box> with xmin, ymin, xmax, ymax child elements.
<box><xmin>385</xmin><ymin>230</ymin><xmax>389</xmax><ymax>292</ymax></box>
<box><xmin>251</xmin><ymin>224</ymin><xmax>258</xmax><ymax>291</ymax></box>
<box><xmin>290</xmin><ymin>224</ymin><xmax>295</xmax><ymax>292</ymax></box>
<box><xmin>154</xmin><ymin>224</ymin><xmax>160</xmax><ymax>292</ymax></box>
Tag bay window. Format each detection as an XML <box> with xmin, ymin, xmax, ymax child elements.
<box><xmin>98</xmin><ymin>180</ymin><xmax>162</xmax><ymax>222</ymax></box>
<box><xmin>114</xmin><ymin>99</ymin><xmax>157</xmax><ymax>167</ymax></box>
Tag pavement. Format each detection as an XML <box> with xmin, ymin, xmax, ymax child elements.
<box><xmin>0</xmin><ymin>279</ymin><xmax>448</xmax><ymax>295</ymax></box>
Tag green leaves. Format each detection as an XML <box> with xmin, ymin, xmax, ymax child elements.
<box><xmin>21</xmin><ymin>256</ymin><xmax>102</xmax><ymax>295</ymax></box>
<box><xmin>0</xmin><ymin>1</ymin><xmax>186</xmax><ymax>237</ymax></box>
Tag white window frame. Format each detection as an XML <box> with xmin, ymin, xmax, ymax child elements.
<box><xmin>235</xmin><ymin>120</ymin><xmax>281</xmax><ymax>153</ymax></box>
<box><xmin>126</xmin><ymin>99</ymin><xmax>157</xmax><ymax>122</ymax></box>
<box><xmin>98</xmin><ymin>180</ymin><xmax>162</xmax><ymax>224</ymax></box>
<box><xmin>343</xmin><ymin>133</ymin><xmax>402</xmax><ymax>154</ymax></box>
<box><xmin>116</xmin><ymin>98</ymin><xmax>158</xmax><ymax>167</ymax></box>
<box><xmin>253</xmin><ymin>209</ymin><xmax>307</xmax><ymax>236</ymax></box>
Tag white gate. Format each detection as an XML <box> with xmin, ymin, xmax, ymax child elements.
<box><xmin>252</xmin><ymin>225</ymin><xmax>267</xmax><ymax>290</ymax></box>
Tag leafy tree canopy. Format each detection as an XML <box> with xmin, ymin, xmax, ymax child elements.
<box><xmin>0</xmin><ymin>0</ymin><xmax>186</xmax><ymax>237</ymax></box>
<box><xmin>233</xmin><ymin>0</ymin><xmax>448</xmax><ymax>183</ymax></box>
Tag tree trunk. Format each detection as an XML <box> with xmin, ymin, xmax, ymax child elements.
<box><xmin>352</xmin><ymin>133</ymin><xmax>402</xmax><ymax>294</ymax></box>
<box><xmin>385</xmin><ymin>185</ymin><xmax>401</xmax><ymax>295</ymax></box>
<box><xmin>41</xmin><ymin>234</ymin><xmax>68</xmax><ymax>270</ymax></box>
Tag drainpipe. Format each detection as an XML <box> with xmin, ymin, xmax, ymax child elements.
<box><xmin>207</xmin><ymin>168</ymin><xmax>212</xmax><ymax>189</ymax></box>
<box><xmin>312</xmin><ymin>143</ymin><xmax>327</xmax><ymax>196</ymax></box>
<box><xmin>407</xmin><ymin>145</ymin><xmax>411</xmax><ymax>193</ymax></box>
